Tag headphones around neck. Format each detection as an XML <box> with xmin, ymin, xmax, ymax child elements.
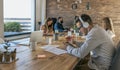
<box><xmin>79</xmin><ymin>16</ymin><xmax>89</xmax><ymax>28</ymax></box>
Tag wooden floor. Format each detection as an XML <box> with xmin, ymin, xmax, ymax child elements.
<box><xmin>0</xmin><ymin>37</ymin><xmax>80</xmax><ymax>70</ymax></box>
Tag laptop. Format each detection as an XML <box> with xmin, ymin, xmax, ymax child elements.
<box><xmin>30</xmin><ymin>30</ymin><xmax>43</xmax><ymax>42</ymax></box>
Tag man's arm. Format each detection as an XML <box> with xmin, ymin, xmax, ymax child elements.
<box><xmin>54</xmin><ymin>23</ymin><xmax>58</xmax><ymax>30</ymax></box>
<box><xmin>73</xmin><ymin>41</ymin><xmax>84</xmax><ymax>47</ymax></box>
<box><xmin>66</xmin><ymin>34</ymin><xmax>101</xmax><ymax>58</ymax></box>
<box><xmin>54</xmin><ymin>23</ymin><xmax>63</xmax><ymax>32</ymax></box>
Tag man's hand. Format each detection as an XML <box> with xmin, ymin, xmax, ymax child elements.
<box><xmin>63</xmin><ymin>42</ymin><xmax>70</xmax><ymax>47</ymax></box>
<box><xmin>72</xmin><ymin>40</ymin><xmax>77</xmax><ymax>44</ymax></box>
<box><xmin>63</xmin><ymin>42</ymin><xmax>75</xmax><ymax>54</ymax></box>
<box><xmin>63</xmin><ymin>42</ymin><xmax>75</xmax><ymax>47</ymax></box>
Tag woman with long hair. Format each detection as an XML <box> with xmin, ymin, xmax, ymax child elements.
<box><xmin>41</xmin><ymin>18</ymin><xmax>53</xmax><ymax>34</ymax></box>
<box><xmin>103</xmin><ymin>17</ymin><xmax>115</xmax><ymax>38</ymax></box>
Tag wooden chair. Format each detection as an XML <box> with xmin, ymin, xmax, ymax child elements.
<box><xmin>73</xmin><ymin>54</ymin><xmax>91</xmax><ymax>70</ymax></box>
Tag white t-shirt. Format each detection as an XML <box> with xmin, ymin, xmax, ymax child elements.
<box><xmin>106</xmin><ymin>30</ymin><xmax>115</xmax><ymax>39</ymax></box>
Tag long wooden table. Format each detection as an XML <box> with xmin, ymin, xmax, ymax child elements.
<box><xmin>0</xmin><ymin>36</ymin><xmax>83</xmax><ymax>70</ymax></box>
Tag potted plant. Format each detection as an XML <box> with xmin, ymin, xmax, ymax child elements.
<box><xmin>4</xmin><ymin>51</ymin><xmax>11</xmax><ymax>63</ymax></box>
<box><xmin>3</xmin><ymin>40</ymin><xmax>11</xmax><ymax>63</ymax></box>
<box><xmin>11</xmin><ymin>48</ymin><xmax>16</xmax><ymax>61</ymax></box>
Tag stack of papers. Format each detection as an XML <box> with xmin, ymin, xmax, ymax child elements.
<box><xmin>41</xmin><ymin>45</ymin><xmax>59</xmax><ymax>48</ymax></box>
<box><xmin>41</xmin><ymin>45</ymin><xmax>67</xmax><ymax>55</ymax></box>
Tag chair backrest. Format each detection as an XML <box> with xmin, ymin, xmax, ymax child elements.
<box><xmin>0</xmin><ymin>38</ymin><xmax>5</xmax><ymax>44</ymax></box>
<box><xmin>109</xmin><ymin>41</ymin><xmax>120</xmax><ymax>70</ymax></box>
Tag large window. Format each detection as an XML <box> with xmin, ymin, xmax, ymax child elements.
<box><xmin>4</xmin><ymin>0</ymin><xmax>31</xmax><ymax>18</ymax></box>
<box><xmin>4</xmin><ymin>0</ymin><xmax>32</xmax><ymax>37</ymax></box>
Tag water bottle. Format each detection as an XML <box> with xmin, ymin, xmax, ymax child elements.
<box><xmin>30</xmin><ymin>42</ymin><xmax>37</xmax><ymax>51</ymax></box>
<box><xmin>68</xmin><ymin>31</ymin><xmax>72</xmax><ymax>36</ymax></box>
<box><xmin>54</xmin><ymin>30</ymin><xmax>59</xmax><ymax>41</ymax></box>
<box><xmin>54</xmin><ymin>33</ymin><xmax>58</xmax><ymax>41</ymax></box>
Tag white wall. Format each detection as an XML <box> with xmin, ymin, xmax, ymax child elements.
<box><xmin>35</xmin><ymin>0</ymin><xmax>46</xmax><ymax>30</ymax></box>
<box><xmin>40</xmin><ymin>0</ymin><xmax>46</xmax><ymax>25</ymax></box>
<box><xmin>0</xmin><ymin>0</ymin><xmax>4</xmax><ymax>39</ymax></box>
<box><xmin>36</xmin><ymin>0</ymin><xmax>41</xmax><ymax>30</ymax></box>
<box><xmin>41</xmin><ymin>0</ymin><xmax>46</xmax><ymax>24</ymax></box>
<box><xmin>31</xmin><ymin>0</ymin><xmax>35</xmax><ymax>31</ymax></box>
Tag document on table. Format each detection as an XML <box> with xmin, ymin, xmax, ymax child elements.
<box><xmin>41</xmin><ymin>45</ymin><xmax>60</xmax><ymax>48</ymax></box>
<box><xmin>40</xmin><ymin>45</ymin><xmax>67</xmax><ymax>55</ymax></box>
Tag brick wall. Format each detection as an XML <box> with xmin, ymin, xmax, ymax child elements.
<box><xmin>47</xmin><ymin>0</ymin><xmax>120</xmax><ymax>45</ymax></box>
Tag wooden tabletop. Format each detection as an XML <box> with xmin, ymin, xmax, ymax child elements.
<box><xmin>0</xmin><ymin>36</ymin><xmax>83</xmax><ymax>70</ymax></box>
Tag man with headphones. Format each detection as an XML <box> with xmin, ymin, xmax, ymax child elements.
<box><xmin>64</xmin><ymin>14</ymin><xmax>115</xmax><ymax>70</ymax></box>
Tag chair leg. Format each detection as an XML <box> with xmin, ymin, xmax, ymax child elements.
<box><xmin>74</xmin><ymin>63</ymin><xmax>91</xmax><ymax>70</ymax></box>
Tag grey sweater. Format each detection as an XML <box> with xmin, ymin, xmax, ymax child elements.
<box><xmin>66</xmin><ymin>25</ymin><xmax>115</xmax><ymax>70</ymax></box>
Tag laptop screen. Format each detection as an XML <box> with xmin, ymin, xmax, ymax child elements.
<box><xmin>30</xmin><ymin>30</ymin><xmax>43</xmax><ymax>42</ymax></box>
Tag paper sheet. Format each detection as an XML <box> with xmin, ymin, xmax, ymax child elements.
<box><xmin>41</xmin><ymin>45</ymin><xmax>59</xmax><ymax>48</ymax></box>
<box><xmin>41</xmin><ymin>45</ymin><xmax>67</xmax><ymax>55</ymax></box>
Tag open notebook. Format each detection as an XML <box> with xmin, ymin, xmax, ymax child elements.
<box><xmin>41</xmin><ymin>45</ymin><xmax>67</xmax><ymax>55</ymax></box>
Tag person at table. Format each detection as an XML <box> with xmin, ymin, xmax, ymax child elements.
<box><xmin>52</xmin><ymin>17</ymin><xmax>57</xmax><ymax>32</ymax></box>
<box><xmin>74</xmin><ymin>19</ymin><xmax>87</xmax><ymax>36</ymax></box>
<box><xmin>103</xmin><ymin>17</ymin><xmax>115</xmax><ymax>39</ymax></box>
<box><xmin>41</xmin><ymin>18</ymin><xmax>54</xmax><ymax>35</ymax></box>
<box><xmin>54</xmin><ymin>17</ymin><xmax>64</xmax><ymax>32</ymax></box>
<box><xmin>64</xmin><ymin>14</ymin><xmax>115</xmax><ymax>70</ymax></box>
<box><xmin>73</xmin><ymin>16</ymin><xmax>79</xmax><ymax>24</ymax></box>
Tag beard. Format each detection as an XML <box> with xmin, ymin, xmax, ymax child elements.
<box><xmin>60</xmin><ymin>21</ymin><xmax>63</xmax><ymax>23</ymax></box>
